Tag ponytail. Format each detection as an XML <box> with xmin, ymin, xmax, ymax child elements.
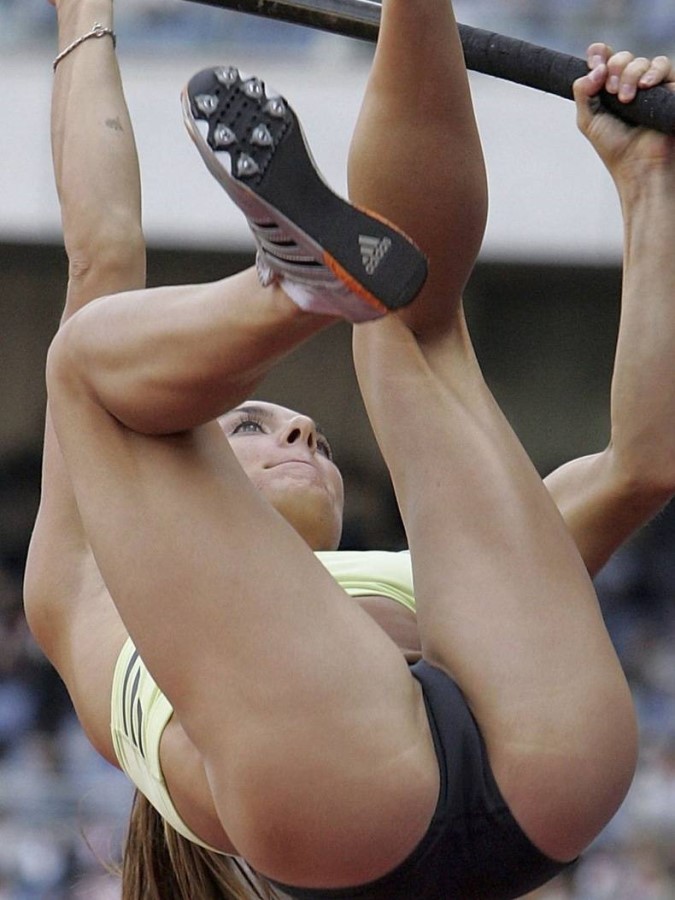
<box><xmin>121</xmin><ymin>790</ymin><xmax>282</xmax><ymax>900</ymax></box>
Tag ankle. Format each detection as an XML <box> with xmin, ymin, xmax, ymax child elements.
<box><xmin>257</xmin><ymin>253</ymin><xmax>387</xmax><ymax>323</ymax></box>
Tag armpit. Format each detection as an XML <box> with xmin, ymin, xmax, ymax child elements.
<box><xmin>357</xmin><ymin>594</ymin><xmax>422</xmax><ymax>660</ymax></box>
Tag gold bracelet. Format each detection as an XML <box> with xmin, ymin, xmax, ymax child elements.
<box><xmin>53</xmin><ymin>22</ymin><xmax>117</xmax><ymax>72</ymax></box>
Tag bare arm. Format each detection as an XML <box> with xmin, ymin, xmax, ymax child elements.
<box><xmin>51</xmin><ymin>0</ymin><xmax>145</xmax><ymax>308</ymax></box>
<box><xmin>546</xmin><ymin>46</ymin><xmax>675</xmax><ymax>576</ymax></box>
<box><xmin>24</xmin><ymin>0</ymin><xmax>145</xmax><ymax>757</ymax></box>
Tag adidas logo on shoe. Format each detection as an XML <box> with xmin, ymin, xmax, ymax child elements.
<box><xmin>359</xmin><ymin>235</ymin><xmax>392</xmax><ymax>275</ymax></box>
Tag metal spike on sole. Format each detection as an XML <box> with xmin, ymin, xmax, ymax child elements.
<box><xmin>195</xmin><ymin>94</ymin><xmax>218</xmax><ymax>115</ymax></box>
<box><xmin>236</xmin><ymin>153</ymin><xmax>260</xmax><ymax>177</ymax></box>
<box><xmin>213</xmin><ymin>124</ymin><xmax>237</xmax><ymax>147</ymax></box>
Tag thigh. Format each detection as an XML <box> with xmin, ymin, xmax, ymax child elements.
<box><xmin>353</xmin><ymin>316</ymin><xmax>637</xmax><ymax>863</ymax></box>
<box><xmin>48</xmin><ymin>379</ymin><xmax>439</xmax><ymax>884</ymax></box>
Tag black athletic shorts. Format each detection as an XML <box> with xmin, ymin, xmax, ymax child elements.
<box><xmin>270</xmin><ymin>660</ymin><xmax>575</xmax><ymax>900</ymax></box>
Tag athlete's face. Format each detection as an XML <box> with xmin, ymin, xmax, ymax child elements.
<box><xmin>219</xmin><ymin>401</ymin><xmax>344</xmax><ymax>551</ymax></box>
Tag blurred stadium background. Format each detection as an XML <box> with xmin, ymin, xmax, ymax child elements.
<box><xmin>1</xmin><ymin>1</ymin><xmax>675</xmax><ymax>896</ymax></box>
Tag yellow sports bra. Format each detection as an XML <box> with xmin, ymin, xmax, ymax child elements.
<box><xmin>316</xmin><ymin>549</ymin><xmax>415</xmax><ymax>613</ymax></box>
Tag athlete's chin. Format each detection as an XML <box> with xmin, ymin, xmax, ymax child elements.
<box><xmin>268</xmin><ymin>487</ymin><xmax>342</xmax><ymax>550</ymax></box>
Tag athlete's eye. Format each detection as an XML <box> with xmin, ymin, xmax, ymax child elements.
<box><xmin>316</xmin><ymin>436</ymin><xmax>334</xmax><ymax>461</ymax></box>
<box><xmin>231</xmin><ymin>416</ymin><xmax>265</xmax><ymax>435</ymax></box>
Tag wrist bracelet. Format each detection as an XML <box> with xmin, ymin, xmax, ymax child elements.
<box><xmin>53</xmin><ymin>22</ymin><xmax>117</xmax><ymax>72</ymax></box>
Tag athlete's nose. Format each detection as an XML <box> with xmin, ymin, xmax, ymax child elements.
<box><xmin>281</xmin><ymin>415</ymin><xmax>317</xmax><ymax>451</ymax></box>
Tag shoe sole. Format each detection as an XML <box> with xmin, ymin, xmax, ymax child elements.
<box><xmin>181</xmin><ymin>67</ymin><xmax>428</xmax><ymax>315</ymax></box>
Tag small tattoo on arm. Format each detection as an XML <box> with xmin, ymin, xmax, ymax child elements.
<box><xmin>105</xmin><ymin>116</ymin><xmax>124</xmax><ymax>132</ymax></box>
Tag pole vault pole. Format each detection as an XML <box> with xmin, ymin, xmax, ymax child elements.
<box><xmin>183</xmin><ymin>0</ymin><xmax>675</xmax><ymax>134</ymax></box>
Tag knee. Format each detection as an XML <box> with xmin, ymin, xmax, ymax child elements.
<box><xmin>504</xmin><ymin>681</ymin><xmax>639</xmax><ymax>862</ymax></box>
<box><xmin>46</xmin><ymin>307</ymin><xmax>100</xmax><ymax>408</ymax></box>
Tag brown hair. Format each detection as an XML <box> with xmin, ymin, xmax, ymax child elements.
<box><xmin>121</xmin><ymin>790</ymin><xmax>283</xmax><ymax>900</ymax></box>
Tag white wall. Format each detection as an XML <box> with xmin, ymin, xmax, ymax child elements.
<box><xmin>0</xmin><ymin>45</ymin><xmax>623</xmax><ymax>262</ymax></box>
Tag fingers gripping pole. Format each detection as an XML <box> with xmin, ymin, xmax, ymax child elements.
<box><xmin>183</xmin><ymin>0</ymin><xmax>675</xmax><ymax>135</ymax></box>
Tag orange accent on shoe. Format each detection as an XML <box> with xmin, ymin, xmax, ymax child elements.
<box><xmin>322</xmin><ymin>252</ymin><xmax>390</xmax><ymax>317</ymax></box>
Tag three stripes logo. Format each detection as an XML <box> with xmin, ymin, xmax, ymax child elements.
<box><xmin>359</xmin><ymin>234</ymin><xmax>392</xmax><ymax>275</ymax></box>
<box><xmin>121</xmin><ymin>648</ymin><xmax>146</xmax><ymax>758</ymax></box>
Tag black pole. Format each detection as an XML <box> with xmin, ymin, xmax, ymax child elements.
<box><xmin>183</xmin><ymin>0</ymin><xmax>675</xmax><ymax>134</ymax></box>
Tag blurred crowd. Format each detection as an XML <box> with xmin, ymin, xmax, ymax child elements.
<box><xmin>0</xmin><ymin>558</ymin><xmax>132</xmax><ymax>898</ymax></box>
<box><xmin>1</xmin><ymin>0</ymin><xmax>675</xmax><ymax>57</ymax></box>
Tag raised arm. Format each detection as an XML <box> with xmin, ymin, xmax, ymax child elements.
<box><xmin>545</xmin><ymin>45</ymin><xmax>675</xmax><ymax>576</ymax></box>
<box><xmin>24</xmin><ymin>0</ymin><xmax>144</xmax><ymax>756</ymax></box>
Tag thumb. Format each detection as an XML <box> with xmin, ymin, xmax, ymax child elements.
<box><xmin>573</xmin><ymin>63</ymin><xmax>607</xmax><ymax>134</ymax></box>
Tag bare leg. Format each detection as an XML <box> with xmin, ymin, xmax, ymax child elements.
<box><xmin>347</xmin><ymin>0</ymin><xmax>488</xmax><ymax>334</ymax></box>
<box><xmin>354</xmin><ymin>320</ymin><xmax>636</xmax><ymax>861</ymax></box>
<box><xmin>349</xmin><ymin>0</ymin><xmax>636</xmax><ymax>865</ymax></box>
<box><xmin>47</xmin><ymin>281</ymin><xmax>439</xmax><ymax>884</ymax></box>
